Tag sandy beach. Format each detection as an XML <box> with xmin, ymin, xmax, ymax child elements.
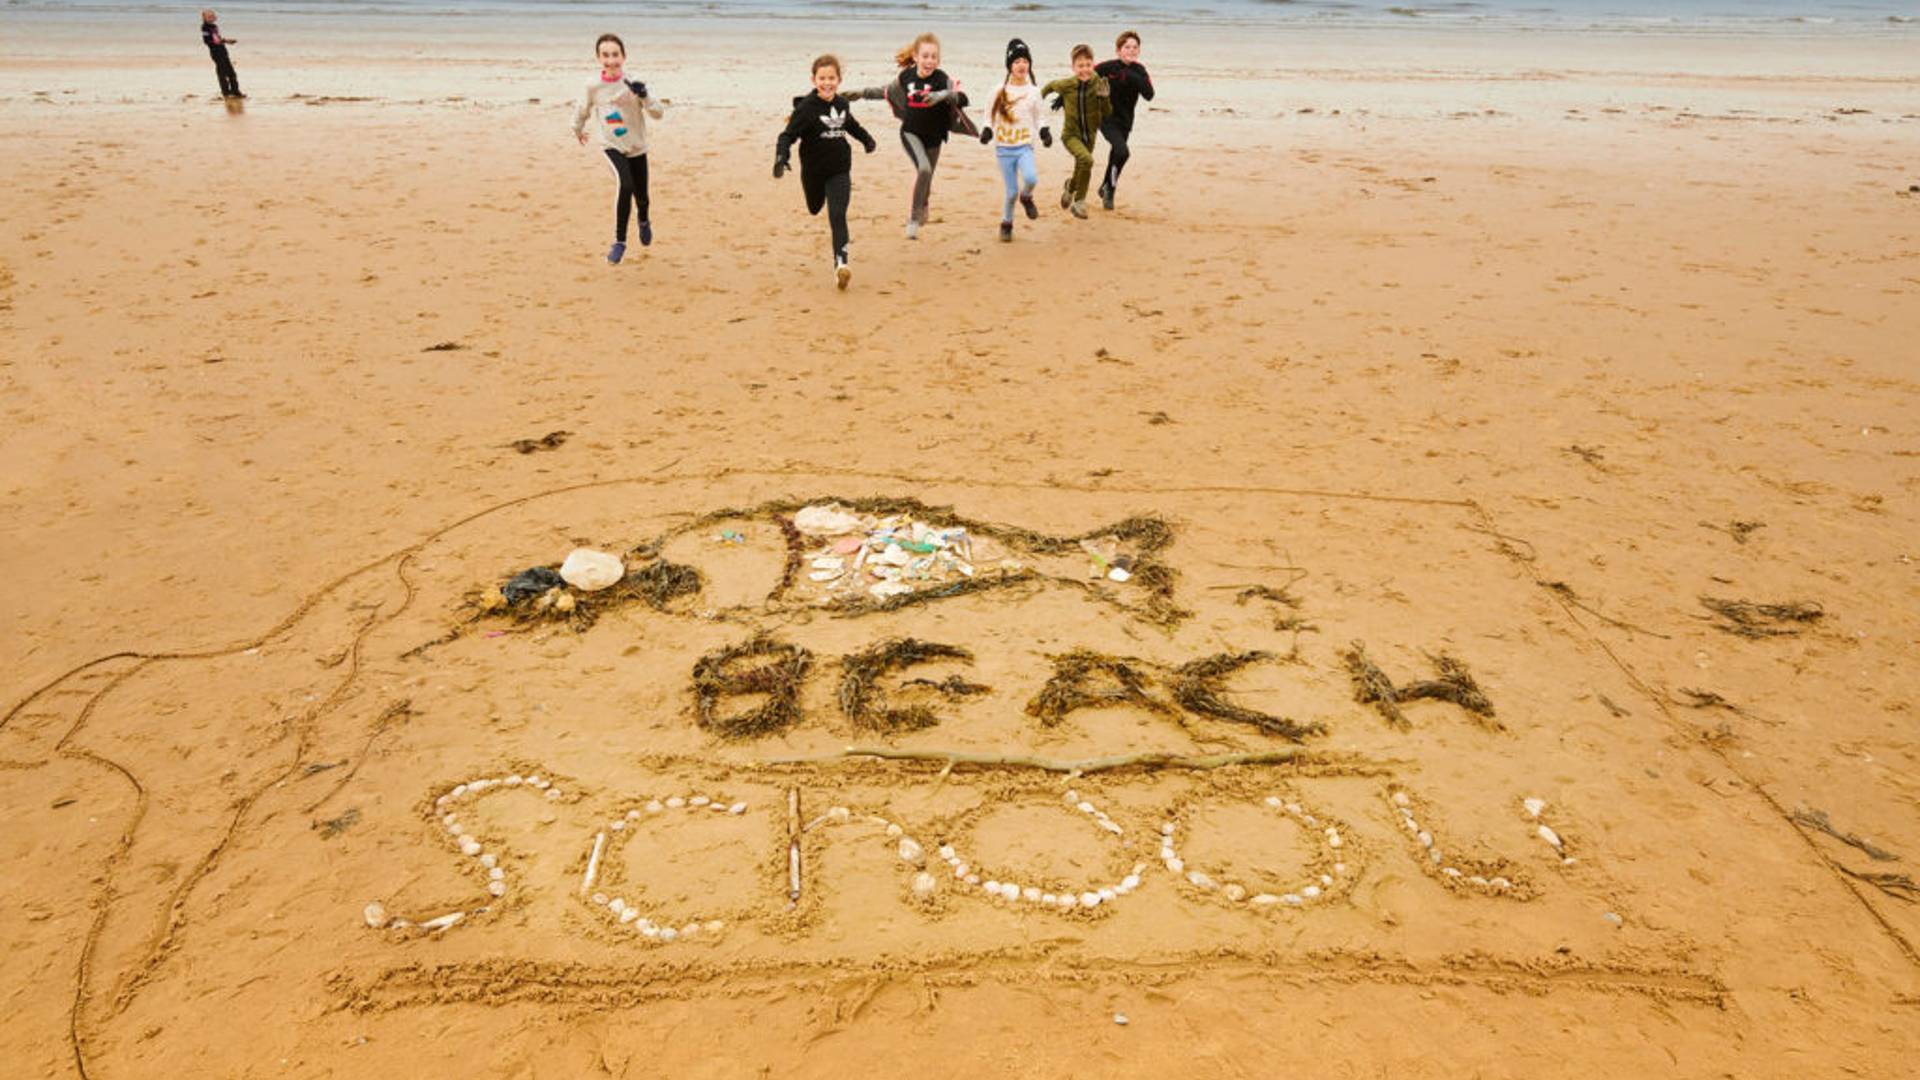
<box><xmin>2</xmin><ymin>3</ymin><xmax>1919</xmax><ymax>1076</ymax></box>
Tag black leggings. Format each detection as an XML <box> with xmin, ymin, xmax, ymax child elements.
<box><xmin>209</xmin><ymin>47</ymin><xmax>240</xmax><ymax>97</ymax></box>
<box><xmin>603</xmin><ymin>149</ymin><xmax>650</xmax><ymax>242</ymax></box>
<box><xmin>802</xmin><ymin>168</ymin><xmax>851</xmax><ymax>260</ymax></box>
<box><xmin>1100</xmin><ymin>119</ymin><xmax>1132</xmax><ymax>191</ymax></box>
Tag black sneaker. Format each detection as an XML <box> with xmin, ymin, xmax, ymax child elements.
<box><xmin>1020</xmin><ymin>193</ymin><xmax>1039</xmax><ymax>220</ymax></box>
<box><xmin>1099</xmin><ymin>184</ymin><xmax>1115</xmax><ymax>211</ymax></box>
<box><xmin>999</xmin><ymin>221</ymin><xmax>1013</xmax><ymax>242</ymax></box>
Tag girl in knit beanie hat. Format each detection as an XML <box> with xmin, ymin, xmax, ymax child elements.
<box><xmin>978</xmin><ymin>38</ymin><xmax>1052</xmax><ymax>241</ymax></box>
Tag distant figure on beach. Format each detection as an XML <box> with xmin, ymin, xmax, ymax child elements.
<box><xmin>855</xmin><ymin>33</ymin><xmax>975</xmax><ymax>241</ymax></box>
<box><xmin>978</xmin><ymin>38</ymin><xmax>1051</xmax><ymax>242</ymax></box>
<box><xmin>1095</xmin><ymin>31</ymin><xmax>1153</xmax><ymax>210</ymax></box>
<box><xmin>1043</xmin><ymin>44</ymin><xmax>1112</xmax><ymax>220</ymax></box>
<box><xmin>573</xmin><ymin>33</ymin><xmax>664</xmax><ymax>265</ymax></box>
<box><xmin>775</xmin><ymin>54</ymin><xmax>878</xmax><ymax>290</ymax></box>
<box><xmin>199</xmin><ymin>9</ymin><xmax>242</xmax><ymax>99</ymax></box>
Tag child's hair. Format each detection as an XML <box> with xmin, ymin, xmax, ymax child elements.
<box><xmin>812</xmin><ymin>54</ymin><xmax>841</xmax><ymax>76</ymax></box>
<box><xmin>1070</xmin><ymin>43</ymin><xmax>1094</xmax><ymax>63</ymax></box>
<box><xmin>895</xmin><ymin>32</ymin><xmax>940</xmax><ymax>68</ymax></box>
<box><xmin>595</xmin><ymin>33</ymin><xmax>626</xmax><ymax>56</ymax></box>
<box><xmin>1116</xmin><ymin>30</ymin><xmax>1141</xmax><ymax>49</ymax></box>
<box><xmin>992</xmin><ymin>86</ymin><xmax>1012</xmax><ymax>123</ymax></box>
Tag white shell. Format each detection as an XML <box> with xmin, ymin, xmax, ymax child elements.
<box><xmin>1165</xmin><ymin>857</ymin><xmax>1185</xmax><ymax>874</ymax></box>
<box><xmin>1223</xmin><ymin>884</ymin><xmax>1247</xmax><ymax>902</ymax></box>
<box><xmin>985</xmin><ymin>879</ymin><xmax>1002</xmax><ymax>895</ymax></box>
<box><xmin>1523</xmin><ymin>797</ymin><xmax>1547</xmax><ymax>819</ymax></box>
<box><xmin>645</xmin><ymin>800</ymin><xmax>663</xmax><ymax>813</ymax></box>
<box><xmin>1418</xmin><ymin>831</ymin><xmax>1433</xmax><ymax>848</ymax></box>
<box><xmin>1490</xmin><ymin>877</ymin><xmax>1512</xmax><ymax>890</ymax></box>
<box><xmin>488</xmin><ymin>867</ymin><xmax>504</xmax><ymax>881</ymax></box>
<box><xmin>1079</xmin><ymin>891</ymin><xmax>1101</xmax><ymax>908</ymax></box>
<box><xmin>419</xmin><ymin>912</ymin><xmax>464</xmax><ymax>932</ymax></box>
<box><xmin>705</xmin><ymin>920</ymin><xmax>724</xmax><ymax>933</ymax></box>
<box><xmin>911</xmin><ymin>872</ymin><xmax>938</xmax><ymax>897</ymax></box>
<box><xmin>1160</xmin><ymin>822</ymin><xmax>1176</xmax><ymax>836</ymax></box>
<box><xmin>488</xmin><ymin>880</ymin><xmax>507</xmax><ymax>897</ymax></box>
<box><xmin>938</xmin><ymin>845</ymin><xmax>957</xmax><ymax>861</ymax></box>
<box><xmin>1392</xmin><ymin>791</ymin><xmax>1411</xmax><ymax>807</ymax></box>
<box><xmin>666</xmin><ymin>796</ymin><xmax>686</xmax><ymax>808</ymax></box>
<box><xmin>1023</xmin><ymin>886</ymin><xmax>1042</xmax><ymax>902</ymax></box>
<box><xmin>728</xmin><ymin>801</ymin><xmax>747</xmax><ymax>815</ymax></box>
<box><xmin>690</xmin><ymin>795</ymin><xmax>712</xmax><ymax>807</ymax></box>
<box><xmin>506</xmin><ymin>775</ymin><xmax>523</xmax><ymax>786</ymax></box>
<box><xmin>480</xmin><ymin>852</ymin><xmax>498</xmax><ymax>869</ymax></box>
<box><xmin>1251</xmin><ymin>894</ymin><xmax>1279</xmax><ymax>905</ymax></box>
<box><xmin>559</xmin><ymin>547</ymin><xmax>625</xmax><ymax>592</ymax></box>
<box><xmin>1264</xmin><ymin>796</ymin><xmax>1282</xmax><ymax>808</ymax></box>
<box><xmin>609</xmin><ymin>898</ymin><xmax>627</xmax><ymax>915</ymax></box>
<box><xmin>1537</xmin><ymin>824</ymin><xmax>1563</xmax><ymax>849</ymax></box>
<box><xmin>1186</xmin><ymin>871</ymin><xmax>1215</xmax><ymax>890</ymax></box>
<box><xmin>1098</xmin><ymin>887</ymin><xmax>1117</xmax><ymax>902</ymax></box>
<box><xmin>964</xmin><ymin>874</ymin><xmax>980</xmax><ymax>886</ymax></box>
<box><xmin>451</xmin><ymin>784</ymin><xmax>467</xmax><ymax>799</ymax></box>
<box><xmin>828</xmin><ymin>806</ymin><xmax>851</xmax><ymax>822</ymax></box>
<box><xmin>620</xmin><ymin>908</ymin><xmax>639</xmax><ymax>923</ymax></box>
<box><xmin>898</xmin><ymin>838</ymin><xmax>926</xmax><ymax>866</ymax></box>
<box><xmin>459</xmin><ymin>838</ymin><xmax>482</xmax><ymax>857</ymax></box>
<box><xmin>1076</xmin><ymin>801</ymin><xmax>1096</xmax><ymax>814</ymax></box>
<box><xmin>363</xmin><ymin>902</ymin><xmax>389</xmax><ymax>929</ymax></box>
<box><xmin>1098</xmin><ymin>820</ymin><xmax>1123</xmax><ymax>835</ymax></box>
<box><xmin>885</xmin><ymin>823</ymin><xmax>903</xmax><ymax>838</ymax></box>
<box><xmin>528</xmin><ymin>776</ymin><xmax>549</xmax><ymax>789</ymax></box>
<box><xmin>1121</xmin><ymin>874</ymin><xmax>1141</xmax><ymax>891</ymax></box>
<box><xmin>659</xmin><ymin>928</ymin><xmax>678</xmax><ymax>942</ymax></box>
<box><xmin>1041</xmin><ymin>893</ymin><xmax>1057</xmax><ymax>906</ymax></box>
<box><xmin>1302</xmin><ymin>884</ymin><xmax>1321</xmax><ymax>898</ymax></box>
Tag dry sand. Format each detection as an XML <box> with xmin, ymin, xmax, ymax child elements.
<box><xmin>3</xmin><ymin>15</ymin><xmax>1920</xmax><ymax>1079</ymax></box>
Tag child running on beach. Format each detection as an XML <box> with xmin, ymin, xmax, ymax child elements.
<box><xmin>775</xmin><ymin>55</ymin><xmax>878</xmax><ymax>290</ymax></box>
<box><xmin>1043</xmin><ymin>44</ymin><xmax>1112</xmax><ymax>220</ymax></box>
<box><xmin>199</xmin><ymin>10</ymin><xmax>242</xmax><ymax>99</ymax></box>
<box><xmin>858</xmin><ymin>33</ymin><xmax>973</xmax><ymax>240</ymax></box>
<box><xmin>976</xmin><ymin>39</ymin><xmax>1051</xmax><ymax>242</ymax></box>
<box><xmin>573</xmin><ymin>33</ymin><xmax>664</xmax><ymax>265</ymax></box>
<box><xmin>1094</xmin><ymin>30</ymin><xmax>1154</xmax><ymax>210</ymax></box>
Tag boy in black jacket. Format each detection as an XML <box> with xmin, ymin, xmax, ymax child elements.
<box><xmin>200</xmin><ymin>9</ymin><xmax>242</xmax><ymax>99</ymax></box>
<box><xmin>1094</xmin><ymin>30</ymin><xmax>1154</xmax><ymax>210</ymax></box>
<box><xmin>775</xmin><ymin>55</ymin><xmax>878</xmax><ymax>290</ymax></box>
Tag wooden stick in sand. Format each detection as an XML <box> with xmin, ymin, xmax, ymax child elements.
<box><xmin>763</xmin><ymin>746</ymin><xmax>1388</xmax><ymax>775</ymax></box>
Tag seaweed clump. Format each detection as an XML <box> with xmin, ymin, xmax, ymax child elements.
<box><xmin>1698</xmin><ymin>596</ymin><xmax>1824</xmax><ymax>639</ymax></box>
<box><xmin>1341</xmin><ymin>641</ymin><xmax>1500</xmax><ymax>731</ymax></box>
<box><xmin>692</xmin><ymin>635</ymin><xmax>813</xmax><ymax>739</ymax></box>
<box><xmin>1171</xmin><ymin>651</ymin><xmax>1324</xmax><ymax>740</ymax></box>
<box><xmin>838</xmin><ymin>638</ymin><xmax>987</xmax><ymax>731</ymax></box>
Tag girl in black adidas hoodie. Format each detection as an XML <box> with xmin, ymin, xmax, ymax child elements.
<box><xmin>775</xmin><ymin>55</ymin><xmax>878</xmax><ymax>290</ymax></box>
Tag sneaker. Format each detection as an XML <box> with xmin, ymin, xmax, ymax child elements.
<box><xmin>1060</xmin><ymin>180</ymin><xmax>1073</xmax><ymax>210</ymax></box>
<box><xmin>1099</xmin><ymin>184</ymin><xmax>1115</xmax><ymax>211</ymax></box>
<box><xmin>607</xmin><ymin>241</ymin><xmax>626</xmax><ymax>264</ymax></box>
<box><xmin>905</xmin><ymin>220</ymin><xmax>920</xmax><ymax>240</ymax></box>
<box><xmin>999</xmin><ymin>221</ymin><xmax>1013</xmax><ymax>242</ymax></box>
<box><xmin>1020</xmin><ymin>193</ymin><xmax>1039</xmax><ymax>220</ymax></box>
<box><xmin>835</xmin><ymin>255</ymin><xmax>851</xmax><ymax>290</ymax></box>
<box><xmin>1070</xmin><ymin>201</ymin><xmax>1088</xmax><ymax>220</ymax></box>
<box><xmin>639</xmin><ymin>221</ymin><xmax>653</xmax><ymax>247</ymax></box>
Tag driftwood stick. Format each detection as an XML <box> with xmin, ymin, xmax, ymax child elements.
<box><xmin>761</xmin><ymin>746</ymin><xmax>1391</xmax><ymax>775</ymax></box>
<box><xmin>786</xmin><ymin>787</ymin><xmax>802</xmax><ymax>905</ymax></box>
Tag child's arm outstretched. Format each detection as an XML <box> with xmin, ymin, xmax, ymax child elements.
<box><xmin>773</xmin><ymin>106</ymin><xmax>807</xmax><ymax>177</ymax></box>
<box><xmin>844</xmin><ymin>109</ymin><xmax>879</xmax><ymax>154</ymax></box>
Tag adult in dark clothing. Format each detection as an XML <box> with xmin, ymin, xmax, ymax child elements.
<box><xmin>775</xmin><ymin>55</ymin><xmax>878</xmax><ymax>289</ymax></box>
<box><xmin>200</xmin><ymin>9</ymin><xmax>242</xmax><ymax>98</ymax></box>
<box><xmin>1095</xmin><ymin>30</ymin><xmax>1155</xmax><ymax>210</ymax></box>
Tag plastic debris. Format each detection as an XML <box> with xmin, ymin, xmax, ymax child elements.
<box><xmin>793</xmin><ymin>504</ymin><xmax>866</xmax><ymax>536</ymax></box>
<box><xmin>559</xmin><ymin>548</ymin><xmax>625</xmax><ymax>592</ymax></box>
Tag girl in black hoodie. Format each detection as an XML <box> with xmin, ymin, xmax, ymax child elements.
<box><xmin>775</xmin><ymin>55</ymin><xmax>878</xmax><ymax>290</ymax></box>
<box><xmin>878</xmin><ymin>32</ymin><xmax>970</xmax><ymax>241</ymax></box>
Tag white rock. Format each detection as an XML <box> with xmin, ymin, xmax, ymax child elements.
<box><xmin>645</xmin><ymin>800</ymin><xmax>663</xmax><ymax>813</ymax></box>
<box><xmin>545</xmin><ymin>789</ymin><xmax>561</xmax><ymax>801</ymax></box>
<box><xmin>459</xmin><ymin>838</ymin><xmax>482</xmax><ymax>857</ymax></box>
<box><xmin>1076</xmin><ymin>801</ymin><xmax>1096</xmax><ymax>814</ymax></box>
<box><xmin>1223</xmin><ymin>884</ymin><xmax>1247</xmax><ymax>902</ymax></box>
<box><xmin>912</xmin><ymin>872</ymin><xmax>938</xmax><ymax>897</ymax></box>
<box><xmin>620</xmin><ymin>908</ymin><xmax>639</xmax><ymax>924</ymax></box>
<box><xmin>1523</xmin><ymin>797</ymin><xmax>1547</xmax><ymax>819</ymax></box>
<box><xmin>1392</xmin><ymin>791</ymin><xmax>1411</xmax><ymax>807</ymax></box>
<box><xmin>1186</xmin><ymin>871</ymin><xmax>1215</xmax><ymax>890</ymax></box>
<box><xmin>1079</xmin><ymin>892</ymin><xmax>1102</xmax><ymax>908</ymax></box>
<box><xmin>965</xmin><ymin>874</ymin><xmax>980</xmax><ymax>886</ymax></box>
<box><xmin>898</xmin><ymin>838</ymin><xmax>926</xmax><ymax>866</ymax></box>
<box><xmin>1023</xmin><ymin>886</ymin><xmax>1042</xmax><ymax>902</ymax></box>
<box><xmin>659</xmin><ymin>928</ymin><xmax>678</xmax><ymax>942</ymax></box>
<box><xmin>690</xmin><ymin>795</ymin><xmax>711</xmax><ymax>807</ymax></box>
<box><xmin>488</xmin><ymin>880</ymin><xmax>507</xmax><ymax>897</ymax></box>
<box><xmin>1302</xmin><ymin>885</ymin><xmax>1321</xmax><ymax>898</ymax></box>
<box><xmin>559</xmin><ymin>548</ymin><xmax>625</xmax><ymax>592</ymax></box>
<box><xmin>609</xmin><ymin>898</ymin><xmax>626</xmax><ymax>915</ymax></box>
<box><xmin>1165</xmin><ymin>857</ymin><xmax>1185</xmax><ymax>874</ymax></box>
<box><xmin>1538</xmin><ymin>824</ymin><xmax>1563</xmax><ymax>849</ymax></box>
<box><xmin>953</xmin><ymin>863</ymin><xmax>970</xmax><ymax>879</ymax></box>
<box><xmin>705</xmin><ymin>920</ymin><xmax>725</xmax><ymax>933</ymax></box>
<box><xmin>1059</xmin><ymin>894</ymin><xmax>1078</xmax><ymax>909</ymax></box>
<box><xmin>1490</xmin><ymin>877</ymin><xmax>1512</xmax><ymax>890</ymax></box>
<box><xmin>1320</xmin><ymin>874</ymin><xmax>1333</xmax><ymax>887</ymax></box>
<box><xmin>1098</xmin><ymin>887</ymin><xmax>1117</xmax><ymax>902</ymax></box>
<box><xmin>1251</xmin><ymin>894</ymin><xmax>1279</xmax><ymax>905</ymax></box>
<box><xmin>1469</xmin><ymin>876</ymin><xmax>1489</xmax><ymax>887</ymax></box>
<box><xmin>885</xmin><ymin>823</ymin><xmax>903</xmax><ymax>838</ymax></box>
<box><xmin>447</xmin><ymin>822</ymin><xmax>463</xmax><ymax>837</ymax></box>
<box><xmin>666</xmin><ymin>796</ymin><xmax>685</xmax><ymax>808</ymax></box>
<box><xmin>1121</xmin><ymin>874</ymin><xmax>1141</xmax><ymax>891</ymax></box>
<box><xmin>1264</xmin><ymin>796</ymin><xmax>1282</xmax><ymax>808</ymax></box>
<box><xmin>1160</xmin><ymin>822</ymin><xmax>1176</xmax><ymax>836</ymax></box>
<box><xmin>938</xmin><ymin>845</ymin><xmax>957</xmax><ymax>861</ymax></box>
<box><xmin>363</xmin><ymin>902</ymin><xmax>389</xmax><ymax>929</ymax></box>
<box><xmin>1041</xmin><ymin>893</ymin><xmax>1058</xmax><ymax>906</ymax></box>
<box><xmin>1114</xmin><ymin>1013</ymin><xmax>1129</xmax><ymax>1026</ymax></box>
<box><xmin>1099</xmin><ymin>820</ymin><xmax>1123</xmax><ymax>835</ymax></box>
<box><xmin>488</xmin><ymin>867</ymin><xmax>504</xmax><ymax>881</ymax></box>
<box><xmin>609</xmin><ymin>821</ymin><xmax>625</xmax><ymax>832</ymax></box>
<box><xmin>1419</xmin><ymin>831</ymin><xmax>1433</xmax><ymax>848</ymax></box>
<box><xmin>451</xmin><ymin>785</ymin><xmax>467</xmax><ymax>799</ymax></box>
<box><xmin>728</xmin><ymin>802</ymin><xmax>748</xmax><ymax>815</ymax></box>
<box><xmin>625</xmin><ymin>809</ymin><xmax>641</xmax><ymax>821</ymax></box>
<box><xmin>1443</xmin><ymin>867</ymin><xmax>1462</xmax><ymax>878</ymax></box>
<box><xmin>506</xmin><ymin>775</ymin><xmax>523</xmax><ymax>786</ymax></box>
<box><xmin>1281</xmin><ymin>894</ymin><xmax>1303</xmax><ymax>905</ymax></box>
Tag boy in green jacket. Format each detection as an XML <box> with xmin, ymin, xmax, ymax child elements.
<box><xmin>1043</xmin><ymin>43</ymin><xmax>1112</xmax><ymax>219</ymax></box>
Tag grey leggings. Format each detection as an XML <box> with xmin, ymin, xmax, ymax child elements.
<box><xmin>899</xmin><ymin>130</ymin><xmax>942</xmax><ymax>224</ymax></box>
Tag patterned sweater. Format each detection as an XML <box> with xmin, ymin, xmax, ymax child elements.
<box><xmin>573</xmin><ymin>74</ymin><xmax>663</xmax><ymax>156</ymax></box>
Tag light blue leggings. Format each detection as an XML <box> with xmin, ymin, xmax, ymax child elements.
<box><xmin>996</xmin><ymin>144</ymin><xmax>1038</xmax><ymax>222</ymax></box>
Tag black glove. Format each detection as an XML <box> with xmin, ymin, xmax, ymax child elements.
<box><xmin>626</xmin><ymin>80</ymin><xmax>648</xmax><ymax>99</ymax></box>
<box><xmin>861</xmin><ymin>136</ymin><xmax>877</xmax><ymax>154</ymax></box>
<box><xmin>1049</xmin><ymin>95</ymin><xmax>1063</xmax><ymax>111</ymax></box>
<box><xmin>773</xmin><ymin>160</ymin><xmax>788</xmax><ymax>179</ymax></box>
<box><xmin>1040</xmin><ymin>127</ymin><xmax>1053</xmax><ymax>148</ymax></box>
<box><xmin>979</xmin><ymin>128</ymin><xmax>993</xmax><ymax>145</ymax></box>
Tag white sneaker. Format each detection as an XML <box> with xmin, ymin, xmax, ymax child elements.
<box><xmin>835</xmin><ymin>255</ymin><xmax>851</xmax><ymax>290</ymax></box>
<box><xmin>905</xmin><ymin>220</ymin><xmax>920</xmax><ymax>240</ymax></box>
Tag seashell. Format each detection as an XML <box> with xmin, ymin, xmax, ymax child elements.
<box><xmin>435</xmin><ymin>795</ymin><xmax>450</xmax><ymax>809</ymax></box>
<box><xmin>1399</xmin><ymin>807</ymin><xmax>1415</xmax><ymax>820</ymax></box>
<box><xmin>1186</xmin><ymin>871</ymin><xmax>1215</xmax><ymax>890</ymax></box>
<box><xmin>451</xmin><ymin>785</ymin><xmax>468</xmax><ymax>799</ymax></box>
<box><xmin>609</xmin><ymin>898</ymin><xmax>627</xmax><ymax>915</ymax></box>
<box><xmin>529</xmin><ymin>776</ymin><xmax>549</xmax><ymax>790</ymax></box>
<box><xmin>506</xmin><ymin>775</ymin><xmax>523</xmax><ymax>786</ymax></box>
<box><xmin>1418</xmin><ymin>831</ymin><xmax>1433</xmax><ymax>848</ymax></box>
<box><xmin>459</xmin><ymin>838</ymin><xmax>482</xmax><ymax>857</ymax></box>
<box><xmin>1442</xmin><ymin>867</ymin><xmax>1462</xmax><ymax>879</ymax></box>
<box><xmin>1281</xmin><ymin>894</ymin><xmax>1303</xmax><ymax>905</ymax></box>
<box><xmin>1160</xmin><ymin>822</ymin><xmax>1176</xmax><ymax>836</ymax></box>
<box><xmin>666</xmin><ymin>796</ymin><xmax>686</xmax><ymax>808</ymax></box>
<box><xmin>1165</xmin><ymin>857</ymin><xmax>1185</xmax><ymax>874</ymax></box>
<box><xmin>642</xmin><ymin>926</ymin><xmax>660</xmax><ymax>939</ymax></box>
<box><xmin>690</xmin><ymin>795</ymin><xmax>711</xmax><ymax>807</ymax></box>
<box><xmin>1301</xmin><ymin>885</ymin><xmax>1321</xmax><ymax>898</ymax></box>
<box><xmin>1537</xmin><ymin>824</ymin><xmax>1563</xmax><ymax>849</ymax></box>
<box><xmin>1121</xmin><ymin>874</ymin><xmax>1141</xmax><ymax>891</ymax></box>
<box><xmin>1328</xmin><ymin>835</ymin><xmax>1342</xmax><ymax>849</ymax></box>
<box><xmin>964</xmin><ymin>874</ymin><xmax>980</xmax><ymax>886</ymax></box>
<box><xmin>1114</xmin><ymin>1013</ymin><xmax>1129</xmax><ymax>1026</ymax></box>
<box><xmin>447</xmin><ymin>822</ymin><xmax>464</xmax><ymax>837</ymax></box>
<box><xmin>680</xmin><ymin>923</ymin><xmax>698</xmax><ymax>938</ymax></box>
<box><xmin>1264</xmin><ymin>796</ymin><xmax>1282</xmax><ymax>808</ymax></box>
<box><xmin>1334</xmin><ymin>863</ymin><xmax>1347</xmax><ymax>876</ymax></box>
<box><xmin>1059</xmin><ymin>893</ymin><xmax>1079</xmax><ymax>909</ymax></box>
<box><xmin>985</xmin><ymin>879</ymin><xmax>1002</xmax><ymax>895</ymax></box>
<box><xmin>1041</xmin><ymin>893</ymin><xmax>1057</xmax><ymax>906</ymax></box>
<box><xmin>1023</xmin><ymin>886</ymin><xmax>1041</xmax><ymax>902</ymax></box>
<box><xmin>609</xmin><ymin>821</ymin><xmax>625</xmax><ymax>832</ymax></box>
<box><xmin>1080</xmin><ymin>892</ymin><xmax>1102</xmax><ymax>908</ymax></box>
<box><xmin>1523</xmin><ymin>797</ymin><xmax>1547</xmax><ymax>819</ymax></box>
<box><xmin>898</xmin><ymin>838</ymin><xmax>925</xmax><ymax>866</ymax></box>
<box><xmin>659</xmin><ymin>928</ymin><xmax>678</xmax><ymax>942</ymax></box>
<box><xmin>363</xmin><ymin>902</ymin><xmax>389</xmax><ymax>929</ymax></box>
<box><xmin>1320</xmin><ymin>874</ymin><xmax>1333</xmax><ymax>887</ymax></box>
<box><xmin>1076</xmin><ymin>801</ymin><xmax>1095</xmax><ymax>814</ymax></box>
<box><xmin>618</xmin><ymin>908</ymin><xmax>638</xmax><ymax>924</ymax></box>
<box><xmin>489</xmin><ymin>867</ymin><xmax>505</xmax><ymax>881</ymax></box>
<box><xmin>828</xmin><ymin>806</ymin><xmax>850</xmax><ymax>822</ymax></box>
<box><xmin>626</xmin><ymin>809</ymin><xmax>641</xmax><ymax>821</ymax></box>
<box><xmin>1490</xmin><ymin>877</ymin><xmax>1512</xmax><ymax>890</ymax></box>
<box><xmin>559</xmin><ymin>548</ymin><xmax>624</xmax><ymax>592</ymax></box>
<box><xmin>1098</xmin><ymin>887</ymin><xmax>1117</xmax><ymax>902</ymax></box>
<box><xmin>911</xmin><ymin>872</ymin><xmax>938</xmax><ymax>897</ymax></box>
<box><xmin>1468</xmin><ymin>876</ymin><xmax>1489</xmax><ymax>887</ymax></box>
<box><xmin>592</xmin><ymin>892</ymin><xmax>608</xmax><ymax>905</ymax></box>
<box><xmin>953</xmin><ymin>862</ymin><xmax>970</xmax><ymax>879</ymax></box>
<box><xmin>480</xmin><ymin>853</ymin><xmax>498</xmax><ymax>869</ymax></box>
<box><xmin>884</xmin><ymin>823</ymin><xmax>903</xmax><ymax>838</ymax></box>
<box><xmin>1392</xmin><ymin>791</ymin><xmax>1411</xmax><ymax>807</ymax></box>
<box><xmin>1284</xmin><ymin>802</ymin><xmax>1302</xmax><ymax>815</ymax></box>
<box><xmin>645</xmin><ymin>800</ymin><xmax>663</xmax><ymax>813</ymax></box>
<box><xmin>938</xmin><ymin>845</ymin><xmax>956</xmax><ymax>861</ymax></box>
<box><xmin>705</xmin><ymin>920</ymin><xmax>724</xmax><ymax>933</ymax></box>
<box><xmin>1223</xmin><ymin>884</ymin><xmax>1247</xmax><ymax>902</ymax></box>
<box><xmin>1402</xmin><ymin>817</ymin><xmax>1419</xmax><ymax>833</ymax></box>
<box><xmin>419</xmin><ymin>912</ymin><xmax>464</xmax><ymax>932</ymax></box>
<box><xmin>1429</xmin><ymin>849</ymin><xmax>1444</xmax><ymax>864</ymax></box>
<box><xmin>1251</xmin><ymin>894</ymin><xmax>1279</xmax><ymax>905</ymax></box>
<box><xmin>544</xmin><ymin>789</ymin><xmax>561</xmax><ymax>801</ymax></box>
<box><xmin>488</xmin><ymin>880</ymin><xmax>507</xmax><ymax>897</ymax></box>
<box><xmin>1098</xmin><ymin>820</ymin><xmax>1123</xmax><ymax>835</ymax></box>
